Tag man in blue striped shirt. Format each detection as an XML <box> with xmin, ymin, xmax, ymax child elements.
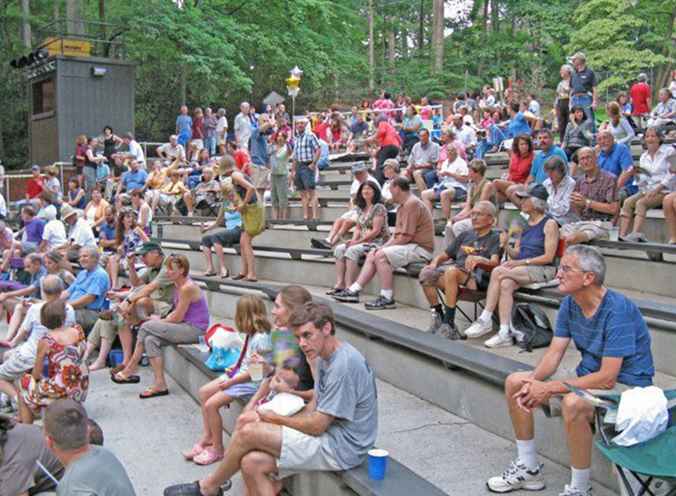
<box><xmin>292</xmin><ymin>119</ymin><xmax>321</xmax><ymax>220</ymax></box>
<box><xmin>487</xmin><ymin>245</ymin><xmax>654</xmax><ymax>496</ymax></box>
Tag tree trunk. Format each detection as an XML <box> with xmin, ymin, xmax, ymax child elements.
<box><xmin>179</xmin><ymin>64</ymin><xmax>187</xmax><ymax>105</ymax></box>
<box><xmin>387</xmin><ymin>22</ymin><xmax>396</xmax><ymax>69</ymax></box>
<box><xmin>54</xmin><ymin>0</ymin><xmax>60</xmax><ymax>20</ymax></box>
<box><xmin>654</xmin><ymin>5</ymin><xmax>675</xmax><ymax>97</ymax></box>
<box><xmin>432</xmin><ymin>0</ymin><xmax>443</xmax><ymax>73</ymax></box>
<box><xmin>368</xmin><ymin>0</ymin><xmax>375</xmax><ymax>94</ymax></box>
<box><xmin>482</xmin><ymin>0</ymin><xmax>489</xmax><ymax>36</ymax></box>
<box><xmin>66</xmin><ymin>0</ymin><xmax>84</xmax><ymax>35</ymax></box>
<box><xmin>418</xmin><ymin>0</ymin><xmax>424</xmax><ymax>49</ymax></box>
<box><xmin>491</xmin><ymin>0</ymin><xmax>499</xmax><ymax>33</ymax></box>
<box><xmin>400</xmin><ymin>25</ymin><xmax>408</xmax><ymax>58</ymax></box>
<box><xmin>21</xmin><ymin>0</ymin><xmax>31</xmax><ymax>49</ymax></box>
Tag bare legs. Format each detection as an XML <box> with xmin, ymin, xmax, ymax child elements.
<box><xmin>664</xmin><ymin>192</ymin><xmax>676</xmax><ymax>244</ymax></box>
<box><xmin>239</xmin><ymin>232</ymin><xmax>256</xmax><ymax>280</ymax></box>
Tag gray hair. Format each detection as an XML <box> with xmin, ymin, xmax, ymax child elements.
<box><xmin>42</xmin><ymin>274</ymin><xmax>64</xmax><ymax>296</ymax></box>
<box><xmin>80</xmin><ymin>245</ymin><xmax>100</xmax><ymax>261</ymax></box>
<box><xmin>44</xmin><ymin>399</ymin><xmax>89</xmax><ymax>451</ymax></box>
<box><xmin>565</xmin><ymin>245</ymin><xmax>606</xmax><ymax>285</ymax></box>
<box><xmin>475</xmin><ymin>200</ymin><xmax>497</xmax><ymax>219</ymax></box>
<box><xmin>561</xmin><ymin>64</ymin><xmax>574</xmax><ymax>76</ymax></box>
<box><xmin>543</xmin><ymin>155</ymin><xmax>568</xmax><ymax>177</ymax></box>
<box><xmin>638</xmin><ymin>73</ymin><xmax>647</xmax><ymax>82</ymax></box>
<box><xmin>25</xmin><ymin>253</ymin><xmax>43</xmax><ymax>266</ymax></box>
<box><xmin>383</xmin><ymin>158</ymin><xmax>400</xmax><ymax>172</ymax></box>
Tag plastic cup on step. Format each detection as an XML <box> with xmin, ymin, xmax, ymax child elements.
<box><xmin>609</xmin><ymin>227</ymin><xmax>619</xmax><ymax>242</ymax></box>
<box><xmin>249</xmin><ymin>362</ymin><xmax>264</xmax><ymax>382</ymax></box>
<box><xmin>367</xmin><ymin>448</ymin><xmax>389</xmax><ymax>480</ymax></box>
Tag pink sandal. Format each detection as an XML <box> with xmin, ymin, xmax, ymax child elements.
<box><xmin>193</xmin><ymin>447</ymin><xmax>224</xmax><ymax>465</ymax></box>
<box><xmin>182</xmin><ymin>443</ymin><xmax>210</xmax><ymax>460</ymax></box>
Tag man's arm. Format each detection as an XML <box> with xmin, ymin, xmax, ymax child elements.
<box><xmin>546</xmin><ymin>356</ymin><xmax>624</xmax><ymax>394</ymax></box>
<box><xmin>67</xmin><ymin>293</ymin><xmax>96</xmax><ymax>310</ymax></box>
<box><xmin>530</xmin><ymin>336</ymin><xmax>570</xmax><ymax>381</ymax></box>
<box><xmin>259</xmin><ymin>397</ymin><xmax>334</xmax><ymax>437</ymax></box>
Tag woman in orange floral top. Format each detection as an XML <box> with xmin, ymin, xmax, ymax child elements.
<box><xmin>18</xmin><ymin>300</ymin><xmax>89</xmax><ymax>423</ymax></box>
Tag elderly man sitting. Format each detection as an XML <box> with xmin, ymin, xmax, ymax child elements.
<box><xmin>157</xmin><ymin>134</ymin><xmax>186</xmax><ymax>162</ymax></box>
<box><xmin>60</xmin><ymin>204</ymin><xmax>97</xmax><ymax>263</ymax></box>
<box><xmin>405</xmin><ymin>128</ymin><xmax>440</xmax><ymax>192</ymax></box>
<box><xmin>647</xmin><ymin>88</ymin><xmax>676</xmax><ymax>129</ymax></box>
<box><xmin>418</xmin><ymin>201</ymin><xmax>501</xmax><ymax>339</ymax></box>
<box><xmin>487</xmin><ymin>246</ymin><xmax>654</xmax><ymax>496</ymax></box>
<box><xmin>560</xmin><ymin>147</ymin><xmax>619</xmax><ymax>245</ymax></box>
<box><xmin>0</xmin><ymin>253</ymin><xmax>47</xmax><ymax>327</ymax></box>
<box><xmin>182</xmin><ymin>166</ymin><xmax>220</xmax><ymax>217</ymax></box>
<box><xmin>62</xmin><ymin>246</ymin><xmax>111</xmax><ymax>333</ymax></box>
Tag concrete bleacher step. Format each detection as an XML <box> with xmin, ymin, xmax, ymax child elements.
<box><xmin>189</xmin><ymin>280</ymin><xmax>638</xmax><ymax>491</ymax></box>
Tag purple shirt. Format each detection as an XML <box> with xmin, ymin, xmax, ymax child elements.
<box><xmin>24</xmin><ymin>218</ymin><xmax>46</xmax><ymax>244</ymax></box>
<box><xmin>174</xmin><ymin>283</ymin><xmax>210</xmax><ymax>332</ymax></box>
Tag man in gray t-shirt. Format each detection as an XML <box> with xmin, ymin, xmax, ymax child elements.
<box><xmin>164</xmin><ymin>302</ymin><xmax>379</xmax><ymax>496</ymax></box>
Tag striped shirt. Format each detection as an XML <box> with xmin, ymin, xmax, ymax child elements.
<box><xmin>555</xmin><ymin>289</ymin><xmax>654</xmax><ymax>386</ymax></box>
<box><xmin>293</xmin><ymin>131</ymin><xmax>320</xmax><ymax>162</ymax></box>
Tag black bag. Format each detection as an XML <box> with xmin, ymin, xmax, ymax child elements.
<box><xmin>511</xmin><ymin>303</ymin><xmax>553</xmax><ymax>352</ymax></box>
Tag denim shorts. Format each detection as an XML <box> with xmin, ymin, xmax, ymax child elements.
<box><xmin>294</xmin><ymin>163</ymin><xmax>316</xmax><ymax>191</ymax></box>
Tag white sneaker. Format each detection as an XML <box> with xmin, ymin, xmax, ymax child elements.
<box><xmin>559</xmin><ymin>484</ymin><xmax>592</xmax><ymax>496</ymax></box>
<box><xmin>485</xmin><ymin>332</ymin><xmax>513</xmax><ymax>348</ymax></box>
<box><xmin>464</xmin><ymin>318</ymin><xmax>493</xmax><ymax>338</ymax></box>
<box><xmin>486</xmin><ymin>459</ymin><xmax>545</xmax><ymax>493</ymax></box>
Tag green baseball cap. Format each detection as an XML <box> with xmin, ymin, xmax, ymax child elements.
<box><xmin>135</xmin><ymin>241</ymin><xmax>163</xmax><ymax>256</ymax></box>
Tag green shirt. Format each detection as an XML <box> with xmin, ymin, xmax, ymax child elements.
<box><xmin>140</xmin><ymin>264</ymin><xmax>174</xmax><ymax>304</ymax></box>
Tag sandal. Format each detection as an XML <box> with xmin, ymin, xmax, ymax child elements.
<box><xmin>219</xmin><ymin>269</ymin><xmax>229</xmax><ymax>279</ymax></box>
<box><xmin>163</xmin><ymin>480</ymin><xmax>231</xmax><ymax>496</ymax></box>
<box><xmin>111</xmin><ymin>373</ymin><xmax>140</xmax><ymax>384</ymax></box>
<box><xmin>231</xmin><ymin>274</ymin><xmax>246</xmax><ymax>280</ymax></box>
<box><xmin>244</xmin><ymin>278</ymin><xmax>258</xmax><ymax>283</ymax></box>
<box><xmin>182</xmin><ymin>443</ymin><xmax>211</xmax><ymax>460</ymax></box>
<box><xmin>203</xmin><ymin>271</ymin><xmax>217</xmax><ymax>277</ymax></box>
<box><xmin>110</xmin><ymin>364</ymin><xmax>125</xmax><ymax>375</ymax></box>
<box><xmin>193</xmin><ymin>447</ymin><xmax>225</xmax><ymax>466</ymax></box>
<box><xmin>139</xmin><ymin>387</ymin><xmax>169</xmax><ymax>399</ymax></box>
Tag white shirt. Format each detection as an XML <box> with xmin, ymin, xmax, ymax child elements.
<box><xmin>638</xmin><ymin>144</ymin><xmax>674</xmax><ymax>193</ymax></box>
<box><xmin>17</xmin><ymin>302</ymin><xmax>76</xmax><ymax>359</ymax></box>
<box><xmin>457</xmin><ymin>125</ymin><xmax>477</xmax><ymax>147</ymax></box>
<box><xmin>438</xmin><ymin>157</ymin><xmax>468</xmax><ymax>190</ymax></box>
<box><xmin>350</xmin><ymin>174</ymin><xmax>380</xmax><ymax>197</ymax></box>
<box><xmin>157</xmin><ymin>143</ymin><xmax>185</xmax><ymax>161</ymax></box>
<box><xmin>528</xmin><ymin>99</ymin><xmax>541</xmax><ymax>117</ymax></box>
<box><xmin>216</xmin><ymin>116</ymin><xmax>228</xmax><ymax>136</ymax></box>
<box><xmin>129</xmin><ymin>140</ymin><xmax>145</xmax><ymax>164</ymax></box>
<box><xmin>43</xmin><ymin>219</ymin><xmax>67</xmax><ymax>251</ymax></box>
<box><xmin>544</xmin><ymin>175</ymin><xmax>576</xmax><ymax>221</ymax></box>
<box><xmin>69</xmin><ymin>218</ymin><xmax>97</xmax><ymax>248</ymax></box>
<box><xmin>0</xmin><ymin>193</ymin><xmax>7</xmax><ymax>218</ymax></box>
<box><xmin>234</xmin><ymin>113</ymin><xmax>252</xmax><ymax>149</ymax></box>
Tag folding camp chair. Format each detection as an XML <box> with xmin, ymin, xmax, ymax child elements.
<box><xmin>593</xmin><ymin>389</ymin><xmax>676</xmax><ymax>496</ymax></box>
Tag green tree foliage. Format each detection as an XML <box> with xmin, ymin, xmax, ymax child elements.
<box><xmin>566</xmin><ymin>0</ymin><xmax>672</xmax><ymax>93</ymax></box>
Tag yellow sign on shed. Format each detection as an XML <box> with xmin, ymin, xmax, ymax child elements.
<box><xmin>43</xmin><ymin>37</ymin><xmax>92</xmax><ymax>58</ymax></box>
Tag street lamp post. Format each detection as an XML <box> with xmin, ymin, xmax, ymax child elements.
<box><xmin>286</xmin><ymin>66</ymin><xmax>302</xmax><ymax>135</ymax></box>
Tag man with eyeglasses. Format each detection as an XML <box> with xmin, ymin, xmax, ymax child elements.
<box><xmin>418</xmin><ymin>201</ymin><xmax>501</xmax><ymax>338</ymax></box>
<box><xmin>487</xmin><ymin>245</ymin><xmax>654</xmax><ymax>496</ymax></box>
<box><xmin>560</xmin><ymin>147</ymin><xmax>619</xmax><ymax>245</ymax></box>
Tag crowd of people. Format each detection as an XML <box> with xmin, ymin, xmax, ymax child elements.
<box><xmin>0</xmin><ymin>55</ymin><xmax>674</xmax><ymax>496</ymax></box>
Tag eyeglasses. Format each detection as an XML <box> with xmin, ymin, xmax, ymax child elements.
<box><xmin>557</xmin><ymin>264</ymin><xmax>587</xmax><ymax>274</ymax></box>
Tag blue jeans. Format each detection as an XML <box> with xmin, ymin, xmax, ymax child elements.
<box><xmin>476</xmin><ymin>124</ymin><xmax>510</xmax><ymax>159</ymax></box>
<box><xmin>178</xmin><ymin>130</ymin><xmax>192</xmax><ymax>147</ymax></box>
<box><xmin>204</xmin><ymin>136</ymin><xmax>216</xmax><ymax>156</ymax></box>
<box><xmin>571</xmin><ymin>94</ymin><xmax>596</xmax><ymax>133</ymax></box>
<box><xmin>424</xmin><ymin>170</ymin><xmax>439</xmax><ymax>188</ymax></box>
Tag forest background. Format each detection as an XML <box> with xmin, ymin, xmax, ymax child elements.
<box><xmin>0</xmin><ymin>0</ymin><xmax>673</xmax><ymax>168</ymax></box>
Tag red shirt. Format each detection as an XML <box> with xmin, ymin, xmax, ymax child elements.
<box><xmin>26</xmin><ymin>176</ymin><xmax>44</xmax><ymax>199</ymax></box>
<box><xmin>192</xmin><ymin>116</ymin><xmax>205</xmax><ymax>139</ymax></box>
<box><xmin>376</xmin><ymin>121</ymin><xmax>401</xmax><ymax>148</ymax></box>
<box><xmin>234</xmin><ymin>149</ymin><xmax>252</xmax><ymax>176</ymax></box>
<box><xmin>630</xmin><ymin>82</ymin><xmax>651</xmax><ymax>115</ymax></box>
<box><xmin>508</xmin><ymin>152</ymin><xmax>533</xmax><ymax>183</ymax></box>
<box><xmin>314</xmin><ymin>121</ymin><xmax>329</xmax><ymax>141</ymax></box>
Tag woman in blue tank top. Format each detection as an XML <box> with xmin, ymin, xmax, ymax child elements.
<box><xmin>464</xmin><ymin>184</ymin><xmax>560</xmax><ymax>349</ymax></box>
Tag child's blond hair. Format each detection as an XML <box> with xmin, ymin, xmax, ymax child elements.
<box><xmin>235</xmin><ymin>295</ymin><xmax>271</xmax><ymax>335</ymax></box>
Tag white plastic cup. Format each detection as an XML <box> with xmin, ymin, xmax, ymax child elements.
<box><xmin>609</xmin><ymin>227</ymin><xmax>619</xmax><ymax>242</ymax></box>
<box><xmin>249</xmin><ymin>362</ymin><xmax>264</xmax><ymax>382</ymax></box>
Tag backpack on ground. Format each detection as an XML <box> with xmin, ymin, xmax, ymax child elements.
<box><xmin>511</xmin><ymin>303</ymin><xmax>553</xmax><ymax>352</ymax></box>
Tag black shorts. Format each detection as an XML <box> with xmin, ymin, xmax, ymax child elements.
<box><xmin>201</xmin><ymin>227</ymin><xmax>242</xmax><ymax>248</ymax></box>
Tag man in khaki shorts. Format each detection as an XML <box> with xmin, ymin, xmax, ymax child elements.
<box><xmin>560</xmin><ymin>147</ymin><xmax>619</xmax><ymax>245</ymax></box>
<box><xmin>335</xmin><ymin>177</ymin><xmax>434</xmax><ymax>309</ymax></box>
<box><xmin>164</xmin><ymin>302</ymin><xmax>378</xmax><ymax>496</ymax></box>
<box><xmin>89</xmin><ymin>242</ymin><xmax>174</xmax><ymax>373</ymax></box>
<box><xmin>486</xmin><ymin>246</ymin><xmax>655</xmax><ymax>496</ymax></box>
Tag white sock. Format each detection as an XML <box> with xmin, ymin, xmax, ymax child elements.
<box><xmin>479</xmin><ymin>310</ymin><xmax>492</xmax><ymax>323</ymax></box>
<box><xmin>499</xmin><ymin>324</ymin><xmax>510</xmax><ymax>338</ymax></box>
<box><xmin>381</xmin><ymin>289</ymin><xmax>393</xmax><ymax>299</ymax></box>
<box><xmin>570</xmin><ymin>467</ymin><xmax>591</xmax><ymax>492</ymax></box>
<box><xmin>349</xmin><ymin>283</ymin><xmax>362</xmax><ymax>293</ymax></box>
<box><xmin>516</xmin><ymin>439</ymin><xmax>538</xmax><ymax>471</ymax></box>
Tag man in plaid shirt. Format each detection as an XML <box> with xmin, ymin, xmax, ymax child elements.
<box><xmin>292</xmin><ymin>119</ymin><xmax>321</xmax><ymax>220</ymax></box>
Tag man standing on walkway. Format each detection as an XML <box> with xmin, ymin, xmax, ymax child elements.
<box><xmin>164</xmin><ymin>302</ymin><xmax>378</xmax><ymax>496</ymax></box>
<box><xmin>234</xmin><ymin>102</ymin><xmax>252</xmax><ymax>151</ymax></box>
<box><xmin>292</xmin><ymin>119</ymin><xmax>321</xmax><ymax>221</ymax></box>
<box><xmin>487</xmin><ymin>245</ymin><xmax>654</xmax><ymax>496</ymax></box>
<box><xmin>570</xmin><ymin>52</ymin><xmax>598</xmax><ymax>132</ymax></box>
<box><xmin>45</xmin><ymin>399</ymin><xmax>136</xmax><ymax>495</ymax></box>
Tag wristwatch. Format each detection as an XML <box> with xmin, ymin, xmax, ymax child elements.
<box><xmin>585</xmin><ymin>199</ymin><xmax>592</xmax><ymax>209</ymax></box>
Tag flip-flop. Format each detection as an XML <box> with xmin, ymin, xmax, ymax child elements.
<box><xmin>219</xmin><ymin>270</ymin><xmax>230</xmax><ymax>279</ymax></box>
<box><xmin>244</xmin><ymin>278</ymin><xmax>258</xmax><ymax>283</ymax></box>
<box><xmin>111</xmin><ymin>373</ymin><xmax>140</xmax><ymax>384</ymax></box>
<box><xmin>163</xmin><ymin>480</ymin><xmax>230</xmax><ymax>496</ymax></box>
<box><xmin>203</xmin><ymin>271</ymin><xmax>217</xmax><ymax>277</ymax></box>
<box><xmin>231</xmin><ymin>274</ymin><xmax>246</xmax><ymax>280</ymax></box>
<box><xmin>139</xmin><ymin>387</ymin><xmax>170</xmax><ymax>399</ymax></box>
<box><xmin>182</xmin><ymin>443</ymin><xmax>211</xmax><ymax>460</ymax></box>
<box><xmin>110</xmin><ymin>364</ymin><xmax>125</xmax><ymax>375</ymax></box>
<box><xmin>193</xmin><ymin>447</ymin><xmax>225</xmax><ymax>466</ymax></box>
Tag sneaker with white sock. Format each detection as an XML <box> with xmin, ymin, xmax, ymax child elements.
<box><xmin>559</xmin><ymin>484</ymin><xmax>592</xmax><ymax>496</ymax></box>
<box><xmin>485</xmin><ymin>332</ymin><xmax>513</xmax><ymax>348</ymax></box>
<box><xmin>486</xmin><ymin>459</ymin><xmax>545</xmax><ymax>493</ymax></box>
<box><xmin>464</xmin><ymin>318</ymin><xmax>493</xmax><ymax>338</ymax></box>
